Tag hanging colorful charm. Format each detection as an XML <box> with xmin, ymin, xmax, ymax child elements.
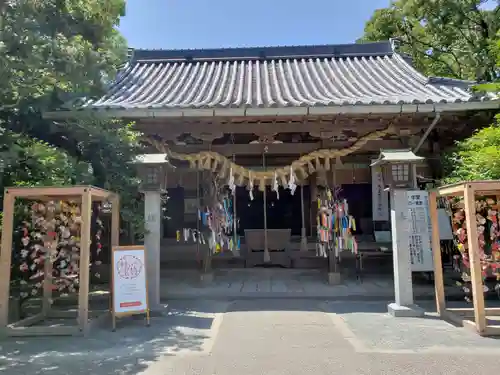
<box><xmin>450</xmin><ymin>196</ymin><xmax>500</xmax><ymax>302</ymax></box>
<box><xmin>178</xmin><ymin>179</ymin><xmax>240</xmax><ymax>255</ymax></box>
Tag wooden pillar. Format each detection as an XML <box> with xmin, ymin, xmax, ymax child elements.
<box><xmin>232</xmin><ymin>154</ymin><xmax>239</xmax><ymax>256</ymax></box>
<box><xmin>0</xmin><ymin>191</ymin><xmax>15</xmax><ymax>333</ymax></box>
<box><xmin>429</xmin><ymin>191</ymin><xmax>445</xmax><ymax>315</ymax></box>
<box><xmin>233</xmin><ymin>185</ymin><xmax>239</xmax><ymax>256</ymax></box>
<box><xmin>196</xmin><ymin>170</ymin><xmax>200</xmax><ymax>262</ymax></box>
<box><xmin>309</xmin><ymin>174</ymin><xmax>317</xmax><ymax>237</ymax></box>
<box><xmin>78</xmin><ymin>188</ymin><xmax>92</xmax><ymax>334</ymax></box>
<box><xmin>300</xmin><ymin>183</ymin><xmax>307</xmax><ymax>251</ymax></box>
<box><xmin>263</xmin><ymin>150</ymin><xmax>269</xmax><ymax>262</ymax></box>
<box><xmin>463</xmin><ymin>185</ymin><xmax>486</xmax><ymax>333</ymax></box>
<box><xmin>110</xmin><ymin>194</ymin><xmax>120</xmax><ymax>249</ymax></box>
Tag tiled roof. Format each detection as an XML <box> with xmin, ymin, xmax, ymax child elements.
<box><xmin>86</xmin><ymin>41</ymin><xmax>493</xmax><ymax>111</ymax></box>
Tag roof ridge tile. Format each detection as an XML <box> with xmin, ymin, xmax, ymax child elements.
<box><xmin>130</xmin><ymin>41</ymin><xmax>394</xmax><ymax>62</ymax></box>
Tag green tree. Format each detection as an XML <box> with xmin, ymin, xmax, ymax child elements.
<box><xmin>443</xmin><ymin>28</ymin><xmax>500</xmax><ymax>183</ymax></box>
<box><xmin>358</xmin><ymin>0</ymin><xmax>499</xmax><ymax>81</ymax></box>
<box><xmin>444</xmin><ymin>118</ymin><xmax>500</xmax><ymax>183</ymax></box>
<box><xmin>475</xmin><ymin>30</ymin><xmax>500</xmax><ymax>92</ymax></box>
<box><xmin>0</xmin><ymin>0</ymin><xmax>127</xmax><ymax>110</ymax></box>
<box><xmin>360</xmin><ymin>1</ymin><xmax>500</xmax><ymax>183</ymax></box>
<box><xmin>0</xmin><ymin>0</ymin><xmax>147</xmax><ymax>236</ymax></box>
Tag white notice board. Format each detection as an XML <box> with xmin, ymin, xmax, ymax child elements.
<box><xmin>111</xmin><ymin>246</ymin><xmax>149</xmax><ymax>318</ymax></box>
<box><xmin>406</xmin><ymin>190</ymin><xmax>433</xmax><ymax>272</ymax></box>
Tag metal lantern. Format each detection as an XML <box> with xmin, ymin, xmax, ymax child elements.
<box><xmin>370</xmin><ymin>149</ymin><xmax>423</xmax><ymax>189</ymax></box>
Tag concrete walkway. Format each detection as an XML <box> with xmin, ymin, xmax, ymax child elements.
<box><xmin>2</xmin><ymin>299</ymin><xmax>500</xmax><ymax>375</ymax></box>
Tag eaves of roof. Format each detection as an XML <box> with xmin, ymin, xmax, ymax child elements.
<box><xmin>44</xmin><ymin>41</ymin><xmax>499</xmax><ymax>120</ymax></box>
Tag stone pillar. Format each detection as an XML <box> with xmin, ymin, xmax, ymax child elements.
<box><xmin>387</xmin><ymin>189</ymin><xmax>424</xmax><ymax>317</ymax></box>
<box><xmin>144</xmin><ymin>190</ymin><xmax>162</xmax><ymax>309</ymax></box>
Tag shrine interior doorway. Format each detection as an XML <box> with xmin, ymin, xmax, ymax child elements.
<box><xmin>236</xmin><ymin>186</ymin><xmax>310</xmax><ymax>237</ymax></box>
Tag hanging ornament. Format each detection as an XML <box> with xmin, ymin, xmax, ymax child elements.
<box><xmin>248</xmin><ymin>172</ymin><xmax>254</xmax><ymax>201</ymax></box>
<box><xmin>288</xmin><ymin>166</ymin><xmax>297</xmax><ymax>195</ymax></box>
<box><xmin>272</xmin><ymin>172</ymin><xmax>279</xmax><ymax>200</ymax></box>
<box><xmin>228</xmin><ymin>167</ymin><xmax>236</xmax><ymax>195</ymax></box>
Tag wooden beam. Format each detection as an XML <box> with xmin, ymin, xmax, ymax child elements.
<box><xmin>6</xmin><ymin>325</ymin><xmax>81</xmax><ymax>337</ymax></box>
<box><xmin>134</xmin><ymin>113</ymin><xmax>471</xmax><ymax>136</ymax></box>
<box><xmin>89</xmin><ymin>186</ymin><xmax>114</xmax><ymax>200</ymax></box>
<box><xmin>436</xmin><ymin>181</ymin><xmax>500</xmax><ymax>197</ymax></box>
<box><xmin>3</xmin><ymin>186</ymin><xmax>113</xmax><ymax>201</ymax></box>
<box><xmin>5</xmin><ymin>186</ymin><xmax>86</xmax><ymax>199</ymax></box>
<box><xmin>436</xmin><ymin>182</ymin><xmax>467</xmax><ymax>197</ymax></box>
<box><xmin>167</xmin><ymin>139</ymin><xmax>405</xmax><ymax>156</ymax></box>
<box><xmin>139</xmin><ymin>123</ymin><xmax>379</xmax><ymax>139</ymax></box>
<box><xmin>8</xmin><ymin>313</ymin><xmax>45</xmax><ymax>328</ymax></box>
<box><xmin>469</xmin><ymin>181</ymin><xmax>500</xmax><ymax>195</ymax></box>
<box><xmin>133</xmin><ymin>112</ymin><xmax>471</xmax><ymax>138</ymax></box>
<box><xmin>447</xmin><ymin>307</ymin><xmax>500</xmax><ymax>316</ymax></box>
<box><xmin>482</xmin><ymin>325</ymin><xmax>500</xmax><ymax>337</ymax></box>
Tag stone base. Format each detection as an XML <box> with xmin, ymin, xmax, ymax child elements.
<box><xmin>327</xmin><ymin>272</ymin><xmax>342</xmax><ymax>285</ymax></box>
<box><xmin>387</xmin><ymin>302</ymin><xmax>425</xmax><ymax>318</ymax></box>
<box><xmin>200</xmin><ymin>272</ymin><xmax>214</xmax><ymax>284</ymax></box>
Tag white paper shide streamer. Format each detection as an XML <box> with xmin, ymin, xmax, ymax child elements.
<box><xmin>288</xmin><ymin>166</ymin><xmax>297</xmax><ymax>195</ymax></box>
<box><xmin>272</xmin><ymin>172</ymin><xmax>279</xmax><ymax>200</ymax></box>
<box><xmin>228</xmin><ymin>167</ymin><xmax>236</xmax><ymax>195</ymax></box>
<box><xmin>248</xmin><ymin>171</ymin><xmax>254</xmax><ymax>201</ymax></box>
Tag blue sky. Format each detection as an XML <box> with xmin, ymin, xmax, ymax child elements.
<box><xmin>119</xmin><ymin>0</ymin><xmax>392</xmax><ymax>49</ymax></box>
<box><xmin>119</xmin><ymin>0</ymin><xmax>498</xmax><ymax>50</ymax></box>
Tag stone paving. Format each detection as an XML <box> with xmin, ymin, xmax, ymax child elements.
<box><xmin>323</xmin><ymin>300</ymin><xmax>500</xmax><ymax>354</ymax></box>
<box><xmin>159</xmin><ymin>268</ymin><xmax>455</xmax><ymax>300</ymax></box>
<box><xmin>2</xmin><ymin>299</ymin><xmax>500</xmax><ymax>375</ymax></box>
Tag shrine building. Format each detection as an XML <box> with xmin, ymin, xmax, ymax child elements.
<box><xmin>47</xmin><ymin>40</ymin><xmax>500</xmax><ymax>270</ymax></box>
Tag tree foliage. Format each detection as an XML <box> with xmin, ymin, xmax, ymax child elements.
<box><xmin>442</xmin><ymin>26</ymin><xmax>500</xmax><ymax>182</ymax></box>
<box><xmin>0</xmin><ymin>1</ymin><xmax>146</xmax><ymax>238</ymax></box>
<box><xmin>360</xmin><ymin>1</ymin><xmax>500</xmax><ymax>184</ymax></box>
<box><xmin>444</xmin><ymin>117</ymin><xmax>500</xmax><ymax>183</ymax></box>
<box><xmin>475</xmin><ymin>30</ymin><xmax>500</xmax><ymax>92</ymax></box>
<box><xmin>358</xmin><ymin>0</ymin><xmax>499</xmax><ymax>82</ymax></box>
<box><xmin>0</xmin><ymin>0</ymin><xmax>127</xmax><ymax>110</ymax></box>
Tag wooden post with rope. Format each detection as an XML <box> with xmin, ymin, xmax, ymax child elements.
<box><xmin>263</xmin><ymin>146</ymin><xmax>270</xmax><ymax>263</ymax></box>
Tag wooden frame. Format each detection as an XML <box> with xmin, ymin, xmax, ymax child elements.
<box><xmin>0</xmin><ymin>186</ymin><xmax>120</xmax><ymax>337</ymax></box>
<box><xmin>429</xmin><ymin>180</ymin><xmax>500</xmax><ymax>337</ymax></box>
<box><xmin>110</xmin><ymin>245</ymin><xmax>150</xmax><ymax>331</ymax></box>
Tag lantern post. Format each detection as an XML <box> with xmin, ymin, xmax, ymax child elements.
<box><xmin>371</xmin><ymin>149</ymin><xmax>426</xmax><ymax>318</ymax></box>
<box><xmin>135</xmin><ymin>154</ymin><xmax>170</xmax><ymax>311</ymax></box>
